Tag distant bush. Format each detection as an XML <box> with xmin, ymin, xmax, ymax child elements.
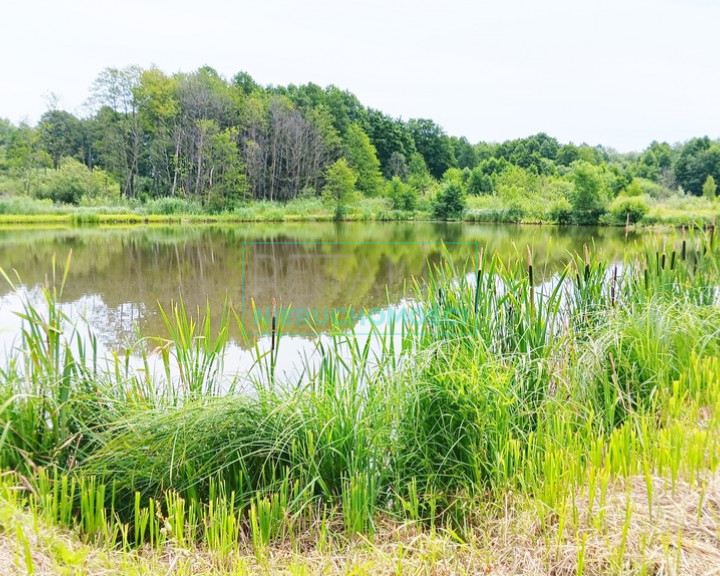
<box><xmin>568</xmin><ymin>161</ymin><xmax>611</xmax><ymax>224</ymax></box>
<box><xmin>624</xmin><ymin>177</ymin><xmax>674</xmax><ymax>200</ymax></box>
<box><xmin>467</xmin><ymin>167</ymin><xmax>494</xmax><ymax>195</ymax></box>
<box><xmin>204</xmin><ymin>190</ymin><xmax>234</xmax><ymax>214</ymax></box>
<box><xmin>464</xmin><ymin>209</ymin><xmax>499</xmax><ymax>223</ymax></box>
<box><xmin>546</xmin><ymin>197</ymin><xmax>573</xmax><ymax>224</ymax></box>
<box><xmin>502</xmin><ymin>197</ymin><xmax>526</xmax><ymax>223</ymax></box>
<box><xmin>35</xmin><ymin>159</ymin><xmax>120</xmax><ymax>205</ymax></box>
<box><xmin>432</xmin><ymin>181</ymin><xmax>466</xmax><ymax>220</ymax></box>
<box><xmin>387</xmin><ymin>177</ymin><xmax>418</xmax><ymax>211</ymax></box>
<box><xmin>607</xmin><ymin>195</ymin><xmax>650</xmax><ymax>225</ymax></box>
<box><xmin>0</xmin><ymin>174</ymin><xmax>29</xmax><ymax>197</ymax></box>
<box><xmin>621</xmin><ymin>179</ymin><xmax>644</xmax><ymax>197</ymax></box>
<box><xmin>262</xmin><ymin>206</ymin><xmax>287</xmax><ymax>221</ymax></box>
<box><xmin>285</xmin><ymin>197</ymin><xmax>325</xmax><ymax>216</ymax></box>
<box><xmin>377</xmin><ymin>209</ymin><xmax>411</xmax><ymax>221</ymax></box>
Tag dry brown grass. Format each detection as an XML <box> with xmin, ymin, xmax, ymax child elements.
<box><xmin>481</xmin><ymin>472</ymin><xmax>720</xmax><ymax>576</ymax></box>
<box><xmin>2</xmin><ymin>473</ymin><xmax>720</xmax><ymax>575</ymax></box>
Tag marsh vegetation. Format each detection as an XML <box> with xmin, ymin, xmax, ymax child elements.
<box><xmin>1</xmin><ymin>227</ymin><xmax>720</xmax><ymax>574</ymax></box>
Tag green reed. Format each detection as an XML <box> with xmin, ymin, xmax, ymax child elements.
<box><xmin>154</xmin><ymin>297</ymin><xmax>232</xmax><ymax>400</ymax></box>
<box><xmin>0</xmin><ymin>252</ymin><xmax>112</xmax><ymax>471</ymax></box>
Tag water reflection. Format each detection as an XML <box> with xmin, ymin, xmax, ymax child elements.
<box><xmin>0</xmin><ymin>222</ymin><xmax>644</xmax><ymax>353</ymax></box>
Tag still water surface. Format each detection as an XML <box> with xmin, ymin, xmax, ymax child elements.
<box><xmin>0</xmin><ymin>222</ymin><xmax>646</xmax><ymax>377</ymax></box>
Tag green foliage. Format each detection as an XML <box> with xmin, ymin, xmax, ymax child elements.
<box><xmin>635</xmin><ymin>141</ymin><xmax>674</xmax><ymax>182</ymax></box>
<box><xmin>450</xmin><ymin>136</ymin><xmax>477</xmax><ymax>169</ymax></box>
<box><xmin>629</xmin><ymin>177</ymin><xmax>674</xmax><ymax>200</ymax></box>
<box><xmin>467</xmin><ymin>166</ymin><xmax>494</xmax><ymax>195</ymax></box>
<box><xmin>360</xmin><ymin>109</ymin><xmax>416</xmax><ymax>177</ymax></box>
<box><xmin>408</xmin><ymin>118</ymin><xmax>456</xmax><ymax>179</ymax></box>
<box><xmin>143</xmin><ymin>197</ymin><xmax>202</xmax><ymax>215</ymax></box>
<box><xmin>494</xmin><ymin>133</ymin><xmax>559</xmax><ymax>175</ymax></box>
<box><xmin>2</xmin><ymin>122</ymin><xmax>53</xmax><ymax>182</ymax></box>
<box><xmin>35</xmin><ymin>159</ymin><xmax>120</xmax><ymax>205</ymax></box>
<box><xmin>322</xmin><ymin>158</ymin><xmax>358</xmax><ymax>219</ymax></box>
<box><xmin>387</xmin><ymin>177</ymin><xmax>418</xmax><ymax>211</ymax></box>
<box><xmin>432</xmin><ymin>180</ymin><xmax>466</xmax><ymax>220</ymax></box>
<box><xmin>622</xmin><ymin>179</ymin><xmax>644</xmax><ymax>197</ymax></box>
<box><xmin>675</xmin><ymin>138</ymin><xmax>720</xmax><ymax>196</ymax></box>
<box><xmin>441</xmin><ymin>167</ymin><xmax>466</xmax><ymax>185</ymax></box>
<box><xmin>38</xmin><ymin>110</ymin><xmax>85</xmax><ymax>169</ymax></box>
<box><xmin>343</xmin><ymin>123</ymin><xmax>383</xmax><ymax>196</ymax></box>
<box><xmin>478</xmin><ymin>156</ymin><xmax>509</xmax><ymax>177</ymax></box>
<box><xmin>546</xmin><ymin>196</ymin><xmax>573</xmax><ymax>224</ymax></box>
<box><xmin>568</xmin><ymin>161</ymin><xmax>610</xmax><ymax>224</ymax></box>
<box><xmin>702</xmin><ymin>175</ymin><xmax>717</xmax><ymax>200</ymax></box>
<box><xmin>608</xmin><ymin>195</ymin><xmax>650</xmax><ymax>224</ymax></box>
<box><xmin>201</xmin><ymin>126</ymin><xmax>248</xmax><ymax>212</ymax></box>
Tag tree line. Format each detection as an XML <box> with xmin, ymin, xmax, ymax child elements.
<box><xmin>1</xmin><ymin>65</ymin><xmax>720</xmax><ymax>222</ymax></box>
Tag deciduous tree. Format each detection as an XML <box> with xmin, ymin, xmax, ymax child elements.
<box><xmin>343</xmin><ymin>123</ymin><xmax>383</xmax><ymax>196</ymax></box>
<box><xmin>703</xmin><ymin>175</ymin><xmax>717</xmax><ymax>200</ymax></box>
<box><xmin>323</xmin><ymin>158</ymin><xmax>357</xmax><ymax>219</ymax></box>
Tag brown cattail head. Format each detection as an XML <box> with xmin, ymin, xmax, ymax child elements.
<box><xmin>526</xmin><ymin>246</ymin><xmax>535</xmax><ymax>316</ymax></box>
<box><xmin>611</xmin><ymin>266</ymin><xmax>618</xmax><ymax>306</ymax></box>
<box><xmin>271</xmin><ymin>297</ymin><xmax>277</xmax><ymax>352</ymax></box>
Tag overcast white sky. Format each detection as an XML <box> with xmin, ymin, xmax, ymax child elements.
<box><xmin>1</xmin><ymin>0</ymin><xmax>718</xmax><ymax>151</ymax></box>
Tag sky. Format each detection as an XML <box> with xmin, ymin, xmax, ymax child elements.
<box><xmin>1</xmin><ymin>0</ymin><xmax>719</xmax><ymax>152</ymax></box>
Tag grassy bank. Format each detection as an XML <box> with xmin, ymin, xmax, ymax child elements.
<box><xmin>1</xmin><ymin>194</ymin><xmax>720</xmax><ymax>227</ymax></box>
<box><xmin>2</xmin><ymin>232</ymin><xmax>720</xmax><ymax>573</ymax></box>
<box><xmin>3</xmin><ymin>471</ymin><xmax>719</xmax><ymax>575</ymax></box>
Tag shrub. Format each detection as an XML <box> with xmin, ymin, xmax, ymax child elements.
<box><xmin>608</xmin><ymin>195</ymin><xmax>650</xmax><ymax>225</ymax></box>
<box><xmin>467</xmin><ymin>168</ymin><xmax>494</xmax><ymax>195</ymax></box>
<box><xmin>35</xmin><ymin>159</ymin><xmax>120</xmax><ymax>205</ymax></box>
<box><xmin>622</xmin><ymin>179</ymin><xmax>645</xmax><ymax>197</ymax></box>
<box><xmin>546</xmin><ymin>197</ymin><xmax>573</xmax><ymax>224</ymax></box>
<box><xmin>432</xmin><ymin>181</ymin><xmax>466</xmax><ymax>220</ymax></box>
<box><xmin>624</xmin><ymin>177</ymin><xmax>673</xmax><ymax>200</ymax></box>
<box><xmin>703</xmin><ymin>175</ymin><xmax>718</xmax><ymax>201</ymax></box>
<box><xmin>387</xmin><ymin>177</ymin><xmax>418</xmax><ymax>211</ymax></box>
<box><xmin>568</xmin><ymin>161</ymin><xmax>611</xmax><ymax>224</ymax></box>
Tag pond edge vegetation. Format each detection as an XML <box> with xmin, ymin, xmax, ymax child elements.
<box><xmin>2</xmin><ymin>230</ymin><xmax>720</xmax><ymax>573</ymax></box>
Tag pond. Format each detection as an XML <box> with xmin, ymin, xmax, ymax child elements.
<box><xmin>0</xmin><ymin>222</ymin><xmax>647</xmax><ymax>380</ymax></box>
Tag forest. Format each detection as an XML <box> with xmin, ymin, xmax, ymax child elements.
<box><xmin>1</xmin><ymin>64</ymin><xmax>720</xmax><ymax>224</ymax></box>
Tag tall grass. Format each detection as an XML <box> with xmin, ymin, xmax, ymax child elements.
<box><xmin>0</xmin><ymin>252</ymin><xmax>111</xmax><ymax>471</ymax></box>
<box><xmin>1</xmin><ymin>229</ymin><xmax>720</xmax><ymax>561</ymax></box>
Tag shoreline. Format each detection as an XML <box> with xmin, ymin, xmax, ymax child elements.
<box><xmin>0</xmin><ymin>210</ymin><xmax>710</xmax><ymax>230</ymax></box>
